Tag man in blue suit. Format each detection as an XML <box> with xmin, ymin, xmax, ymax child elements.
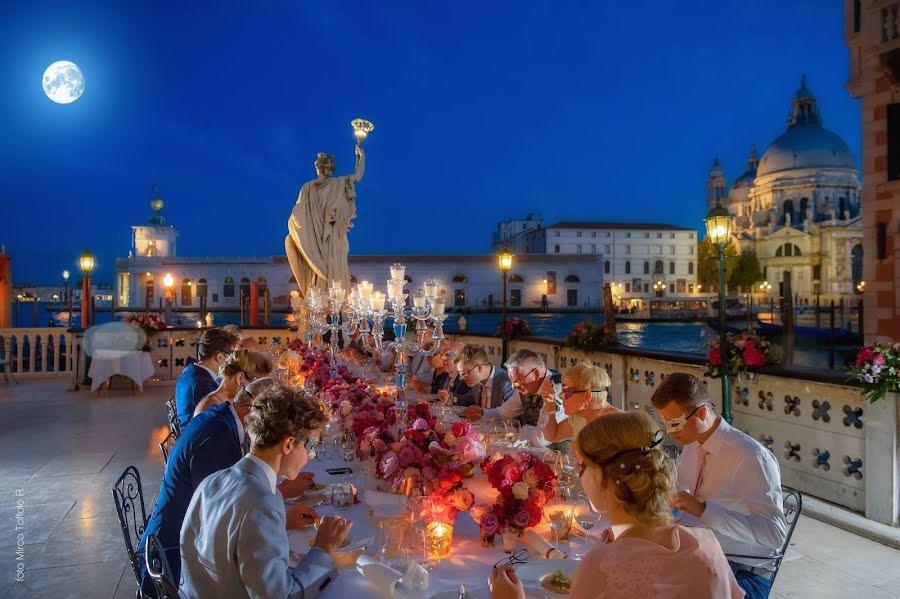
<box><xmin>139</xmin><ymin>379</ymin><xmax>317</xmax><ymax>596</ymax></box>
<box><xmin>180</xmin><ymin>382</ymin><xmax>350</xmax><ymax>598</ymax></box>
<box><xmin>175</xmin><ymin>328</ymin><xmax>237</xmax><ymax>427</ymax></box>
<box><xmin>452</xmin><ymin>343</ymin><xmax>516</xmax><ymax>408</ymax></box>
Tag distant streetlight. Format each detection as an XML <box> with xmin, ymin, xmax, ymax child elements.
<box><xmin>62</xmin><ymin>269</ymin><xmax>70</xmax><ymax>304</ymax></box>
<box><xmin>498</xmin><ymin>249</ymin><xmax>514</xmax><ymax>361</ymax></box>
<box><xmin>856</xmin><ymin>280</ymin><xmax>866</xmax><ymax>293</ymax></box>
<box><xmin>760</xmin><ymin>281</ymin><xmax>772</xmax><ymax>293</ymax></box>
<box><xmin>79</xmin><ymin>249</ymin><xmax>95</xmax><ymax>328</ymax></box>
<box><xmin>163</xmin><ymin>272</ymin><xmax>175</xmax><ymax>324</ymax></box>
<box><xmin>704</xmin><ymin>200</ymin><xmax>736</xmax><ymax>424</ymax></box>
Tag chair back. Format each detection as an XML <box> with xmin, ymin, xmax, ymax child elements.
<box><xmin>165</xmin><ymin>397</ymin><xmax>181</xmax><ymax>438</ymax></box>
<box><xmin>770</xmin><ymin>486</ymin><xmax>802</xmax><ymax>586</ymax></box>
<box><xmin>145</xmin><ymin>533</ymin><xmax>180</xmax><ymax>599</ymax></box>
<box><xmin>159</xmin><ymin>431</ymin><xmax>177</xmax><ymax>466</ymax></box>
<box><xmin>111</xmin><ymin>465</ymin><xmax>149</xmax><ymax>586</ymax></box>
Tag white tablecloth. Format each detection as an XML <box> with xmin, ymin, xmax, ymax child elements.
<box><xmin>88</xmin><ymin>349</ymin><xmax>156</xmax><ymax>392</ymax></box>
<box><xmin>294</xmin><ymin>456</ymin><xmax>598</xmax><ymax>599</ymax></box>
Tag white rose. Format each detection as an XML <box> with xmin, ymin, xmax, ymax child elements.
<box><xmin>512</xmin><ymin>481</ymin><xmax>530</xmax><ymax>500</ymax></box>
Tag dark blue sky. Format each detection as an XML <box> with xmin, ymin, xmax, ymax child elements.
<box><xmin>0</xmin><ymin>0</ymin><xmax>859</xmax><ymax>285</ymax></box>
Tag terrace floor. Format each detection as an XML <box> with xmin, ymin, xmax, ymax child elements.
<box><xmin>0</xmin><ymin>378</ymin><xmax>898</xmax><ymax>599</ymax></box>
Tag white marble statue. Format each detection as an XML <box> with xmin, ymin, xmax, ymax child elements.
<box><xmin>285</xmin><ymin>146</ymin><xmax>365</xmax><ymax>296</ymax></box>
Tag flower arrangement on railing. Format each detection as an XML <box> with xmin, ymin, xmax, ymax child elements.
<box><xmin>847</xmin><ymin>343</ymin><xmax>900</xmax><ymax>403</ymax></box>
<box><xmin>478</xmin><ymin>452</ymin><xmax>557</xmax><ymax>541</ymax></box>
<box><xmin>497</xmin><ymin>317</ymin><xmax>532</xmax><ymax>338</ymax></box>
<box><xmin>124</xmin><ymin>313</ymin><xmax>166</xmax><ymax>351</ymax></box>
<box><xmin>565</xmin><ymin>321</ymin><xmax>617</xmax><ymax>351</ymax></box>
<box><xmin>704</xmin><ymin>329</ymin><xmax>781</xmax><ymax>378</ymax></box>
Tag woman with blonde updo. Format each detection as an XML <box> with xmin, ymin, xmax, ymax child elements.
<box><xmin>541</xmin><ymin>361</ymin><xmax>618</xmax><ymax>443</ymax></box>
<box><xmin>490</xmin><ymin>411</ymin><xmax>743</xmax><ymax>599</ymax></box>
<box><xmin>193</xmin><ymin>349</ymin><xmax>273</xmax><ymax>416</ymax></box>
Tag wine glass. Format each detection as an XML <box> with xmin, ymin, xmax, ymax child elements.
<box><xmin>573</xmin><ymin>494</ymin><xmax>601</xmax><ymax>559</ymax></box>
<box><xmin>543</xmin><ymin>500</ymin><xmax>574</xmax><ymax>550</ymax></box>
<box><xmin>541</xmin><ymin>450</ymin><xmax>563</xmax><ymax>477</ymax></box>
<box><xmin>340</xmin><ymin>432</ymin><xmax>357</xmax><ymax>480</ymax></box>
<box><xmin>504</xmin><ymin>420</ymin><xmax>521</xmax><ymax>444</ymax></box>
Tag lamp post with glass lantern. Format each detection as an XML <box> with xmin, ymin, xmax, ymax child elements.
<box><xmin>498</xmin><ymin>249</ymin><xmax>513</xmax><ymax>361</ymax></box>
<box><xmin>163</xmin><ymin>273</ymin><xmax>175</xmax><ymax>325</ymax></box>
<box><xmin>704</xmin><ymin>200</ymin><xmax>736</xmax><ymax>424</ymax></box>
<box><xmin>62</xmin><ymin>270</ymin><xmax>70</xmax><ymax>306</ymax></box>
<box><xmin>79</xmin><ymin>250</ymin><xmax>95</xmax><ymax>328</ymax></box>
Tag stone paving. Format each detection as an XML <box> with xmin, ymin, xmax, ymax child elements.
<box><xmin>1</xmin><ymin>378</ymin><xmax>898</xmax><ymax>599</ymax></box>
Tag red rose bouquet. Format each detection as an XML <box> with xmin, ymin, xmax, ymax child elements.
<box><xmin>847</xmin><ymin>342</ymin><xmax>900</xmax><ymax>403</ymax></box>
<box><xmin>482</xmin><ymin>452</ymin><xmax>557</xmax><ymax>534</ymax></box>
<box><xmin>705</xmin><ymin>329</ymin><xmax>780</xmax><ymax>378</ymax></box>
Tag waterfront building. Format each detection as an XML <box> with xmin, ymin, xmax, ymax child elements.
<box><xmin>491</xmin><ymin>212</ymin><xmax>545</xmax><ymax>252</ymax></box>
<box><xmin>714</xmin><ymin>76</ymin><xmax>863</xmax><ymax>305</ymax></box>
<box><xmin>114</xmin><ymin>195</ymin><xmax>604</xmax><ymax>313</ymax></box>
<box><xmin>844</xmin><ymin>0</ymin><xmax>900</xmax><ymax>343</ymax></box>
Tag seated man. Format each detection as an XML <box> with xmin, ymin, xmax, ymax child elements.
<box><xmin>451</xmin><ymin>343</ymin><xmax>514</xmax><ymax>409</ymax></box>
<box><xmin>410</xmin><ymin>341</ymin><xmax>463</xmax><ymax>394</ymax></box>
<box><xmin>138</xmin><ymin>378</ymin><xmax>315</xmax><ymax>596</ymax></box>
<box><xmin>464</xmin><ymin>349</ymin><xmax>561</xmax><ymax>446</ymax></box>
<box><xmin>651</xmin><ymin>372</ymin><xmax>787</xmax><ymax>599</ymax></box>
<box><xmin>180</xmin><ymin>382</ymin><xmax>350</xmax><ymax>598</ymax></box>
<box><xmin>175</xmin><ymin>328</ymin><xmax>238</xmax><ymax>427</ymax></box>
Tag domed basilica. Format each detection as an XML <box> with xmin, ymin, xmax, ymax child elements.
<box><xmin>706</xmin><ymin>76</ymin><xmax>863</xmax><ymax>303</ymax></box>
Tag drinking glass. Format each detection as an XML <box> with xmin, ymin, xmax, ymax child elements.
<box><xmin>340</xmin><ymin>432</ymin><xmax>357</xmax><ymax>480</ymax></box>
<box><xmin>544</xmin><ymin>500</ymin><xmax>574</xmax><ymax>549</ymax></box>
<box><xmin>331</xmin><ymin>482</ymin><xmax>354</xmax><ymax>510</ymax></box>
<box><xmin>541</xmin><ymin>450</ymin><xmax>563</xmax><ymax>476</ymax></box>
<box><xmin>573</xmin><ymin>495</ymin><xmax>601</xmax><ymax>559</ymax></box>
<box><xmin>504</xmin><ymin>420</ymin><xmax>521</xmax><ymax>444</ymax></box>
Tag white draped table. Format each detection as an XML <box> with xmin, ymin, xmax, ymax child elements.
<box><xmin>88</xmin><ymin>349</ymin><xmax>156</xmax><ymax>392</ymax></box>
<box><xmin>293</xmin><ymin>455</ymin><xmax>600</xmax><ymax>599</ymax></box>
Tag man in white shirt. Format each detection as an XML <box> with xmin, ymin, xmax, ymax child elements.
<box><xmin>464</xmin><ymin>349</ymin><xmax>560</xmax><ymax>447</ymax></box>
<box><xmin>652</xmin><ymin>372</ymin><xmax>787</xmax><ymax>599</ymax></box>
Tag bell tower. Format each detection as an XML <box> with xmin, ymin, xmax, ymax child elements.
<box><xmin>706</xmin><ymin>156</ymin><xmax>727</xmax><ymax>213</ymax></box>
<box><xmin>132</xmin><ymin>184</ymin><xmax>179</xmax><ymax>258</ymax></box>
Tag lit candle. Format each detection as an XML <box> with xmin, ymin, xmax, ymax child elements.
<box><xmin>412</xmin><ymin>290</ymin><xmax>426</xmax><ymax>308</ymax></box>
<box><xmin>370</xmin><ymin>291</ymin><xmax>386</xmax><ymax>312</ymax></box>
<box><xmin>359</xmin><ymin>282</ymin><xmax>373</xmax><ymax>301</ymax></box>
<box><xmin>387</xmin><ymin>280</ymin><xmax>404</xmax><ymax>299</ymax></box>
<box><xmin>426</xmin><ymin>521</ymin><xmax>454</xmax><ymax>559</ymax></box>
<box><xmin>390</xmin><ymin>263</ymin><xmax>406</xmax><ymax>281</ymax></box>
<box><xmin>424</xmin><ymin>279</ymin><xmax>438</xmax><ymax>299</ymax></box>
<box><xmin>330</xmin><ymin>280</ymin><xmax>343</xmax><ymax>293</ymax></box>
<box><xmin>432</xmin><ymin>298</ymin><xmax>446</xmax><ymax>316</ymax></box>
<box><xmin>331</xmin><ymin>288</ymin><xmax>346</xmax><ymax>303</ymax></box>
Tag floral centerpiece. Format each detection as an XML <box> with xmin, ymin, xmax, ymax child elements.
<box><xmin>566</xmin><ymin>321</ymin><xmax>617</xmax><ymax>351</ymax></box>
<box><xmin>428</xmin><ymin>420</ymin><xmax>487</xmax><ymax>478</ymax></box>
<box><xmin>496</xmin><ymin>317</ymin><xmax>532</xmax><ymax>338</ymax></box>
<box><xmin>704</xmin><ymin>329</ymin><xmax>781</xmax><ymax>378</ymax></box>
<box><xmin>124</xmin><ymin>313</ymin><xmax>166</xmax><ymax>350</ymax></box>
<box><xmin>480</xmin><ymin>452</ymin><xmax>557</xmax><ymax>544</ymax></box>
<box><xmin>847</xmin><ymin>343</ymin><xmax>900</xmax><ymax>403</ymax></box>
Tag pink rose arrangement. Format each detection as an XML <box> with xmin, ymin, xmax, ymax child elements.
<box><xmin>481</xmin><ymin>452</ymin><xmax>557</xmax><ymax>535</ymax></box>
<box><xmin>847</xmin><ymin>342</ymin><xmax>900</xmax><ymax>403</ymax></box>
<box><xmin>705</xmin><ymin>329</ymin><xmax>780</xmax><ymax>378</ymax></box>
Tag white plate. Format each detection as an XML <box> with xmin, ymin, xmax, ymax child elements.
<box><xmin>515</xmin><ymin>559</ymin><xmax>577</xmax><ymax>596</ymax></box>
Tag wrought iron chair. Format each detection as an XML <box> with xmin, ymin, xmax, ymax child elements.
<box><xmin>158</xmin><ymin>431</ymin><xmax>177</xmax><ymax>466</ymax></box>
<box><xmin>145</xmin><ymin>533</ymin><xmax>179</xmax><ymax>599</ymax></box>
<box><xmin>165</xmin><ymin>397</ymin><xmax>181</xmax><ymax>439</ymax></box>
<box><xmin>112</xmin><ymin>465</ymin><xmax>149</xmax><ymax>591</ymax></box>
<box><xmin>725</xmin><ymin>486</ymin><xmax>802</xmax><ymax>593</ymax></box>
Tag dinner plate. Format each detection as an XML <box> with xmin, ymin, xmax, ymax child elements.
<box><xmin>515</xmin><ymin>559</ymin><xmax>578</xmax><ymax>596</ymax></box>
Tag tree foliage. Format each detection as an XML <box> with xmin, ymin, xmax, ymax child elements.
<box><xmin>728</xmin><ymin>251</ymin><xmax>764</xmax><ymax>292</ymax></box>
<box><xmin>697</xmin><ymin>238</ymin><xmax>739</xmax><ymax>292</ymax></box>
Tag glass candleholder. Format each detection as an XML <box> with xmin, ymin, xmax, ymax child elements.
<box><xmin>425</xmin><ymin>521</ymin><xmax>454</xmax><ymax>559</ymax></box>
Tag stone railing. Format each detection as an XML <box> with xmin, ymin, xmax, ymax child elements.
<box><xmin>880</xmin><ymin>1</ymin><xmax>900</xmax><ymax>44</ymax></box>
<box><xmin>0</xmin><ymin>328</ymin><xmax>76</xmax><ymax>378</ymax></box>
<box><xmin>446</xmin><ymin>332</ymin><xmax>899</xmax><ymax>528</ymax></box>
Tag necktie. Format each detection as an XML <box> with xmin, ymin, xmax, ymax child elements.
<box><xmin>481</xmin><ymin>382</ymin><xmax>491</xmax><ymax>408</ymax></box>
<box><xmin>692</xmin><ymin>446</ymin><xmax>707</xmax><ymax>498</ymax></box>
<box><xmin>241</xmin><ymin>435</ymin><xmax>251</xmax><ymax>456</ymax></box>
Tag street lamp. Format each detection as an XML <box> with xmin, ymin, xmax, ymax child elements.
<box><xmin>79</xmin><ymin>249</ymin><xmax>95</xmax><ymax>328</ymax></box>
<box><xmin>163</xmin><ymin>272</ymin><xmax>175</xmax><ymax>324</ymax></box>
<box><xmin>759</xmin><ymin>281</ymin><xmax>772</xmax><ymax>293</ymax></box>
<box><xmin>704</xmin><ymin>199</ymin><xmax>736</xmax><ymax>424</ymax></box>
<box><xmin>856</xmin><ymin>280</ymin><xmax>866</xmax><ymax>293</ymax></box>
<box><xmin>62</xmin><ymin>270</ymin><xmax>70</xmax><ymax>304</ymax></box>
<box><xmin>653</xmin><ymin>280</ymin><xmax>665</xmax><ymax>296</ymax></box>
<box><xmin>498</xmin><ymin>249</ymin><xmax>513</xmax><ymax>360</ymax></box>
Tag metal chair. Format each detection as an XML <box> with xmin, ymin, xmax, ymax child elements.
<box><xmin>165</xmin><ymin>397</ymin><xmax>181</xmax><ymax>439</ymax></box>
<box><xmin>111</xmin><ymin>465</ymin><xmax>149</xmax><ymax>591</ymax></box>
<box><xmin>725</xmin><ymin>486</ymin><xmax>803</xmax><ymax>593</ymax></box>
<box><xmin>159</xmin><ymin>431</ymin><xmax>177</xmax><ymax>466</ymax></box>
<box><xmin>145</xmin><ymin>533</ymin><xmax>180</xmax><ymax>599</ymax></box>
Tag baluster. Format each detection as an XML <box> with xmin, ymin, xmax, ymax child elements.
<box><xmin>15</xmin><ymin>334</ymin><xmax>24</xmax><ymax>374</ymax></box>
<box><xmin>39</xmin><ymin>334</ymin><xmax>48</xmax><ymax>374</ymax></box>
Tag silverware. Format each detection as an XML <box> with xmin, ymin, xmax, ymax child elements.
<box><xmin>314</xmin><ymin>498</ymin><xmax>329</xmax><ymax>508</ymax></box>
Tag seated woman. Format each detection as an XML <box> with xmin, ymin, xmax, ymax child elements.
<box><xmin>540</xmin><ymin>362</ymin><xmax>618</xmax><ymax>442</ymax></box>
<box><xmin>489</xmin><ymin>411</ymin><xmax>743</xmax><ymax>599</ymax></box>
<box><xmin>180</xmin><ymin>382</ymin><xmax>352</xmax><ymax>598</ymax></box>
<box><xmin>193</xmin><ymin>349</ymin><xmax>273</xmax><ymax>416</ymax></box>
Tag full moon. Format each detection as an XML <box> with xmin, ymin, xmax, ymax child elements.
<box><xmin>42</xmin><ymin>61</ymin><xmax>85</xmax><ymax>104</ymax></box>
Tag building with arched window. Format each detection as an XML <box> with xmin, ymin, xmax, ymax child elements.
<box><xmin>710</xmin><ymin>76</ymin><xmax>863</xmax><ymax>302</ymax></box>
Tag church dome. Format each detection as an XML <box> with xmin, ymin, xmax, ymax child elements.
<box><xmin>757</xmin><ymin>76</ymin><xmax>856</xmax><ymax>177</ymax></box>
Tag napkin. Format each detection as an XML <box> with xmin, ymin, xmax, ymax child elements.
<box><xmin>521</xmin><ymin>529</ymin><xmax>566</xmax><ymax>559</ymax></box>
<box><xmin>356</xmin><ymin>555</ymin><xmax>403</xmax><ymax>599</ymax></box>
<box><xmin>362</xmin><ymin>490</ymin><xmax>406</xmax><ymax>518</ymax></box>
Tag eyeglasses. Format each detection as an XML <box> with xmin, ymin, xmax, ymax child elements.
<box><xmin>510</xmin><ymin>365</ymin><xmax>540</xmax><ymax>384</ymax></box>
<box><xmin>300</xmin><ymin>436</ymin><xmax>316</xmax><ymax>452</ymax></box>
<box><xmin>493</xmin><ymin>548</ymin><xmax>530</xmax><ymax>569</ymax></box>
<box><xmin>460</xmin><ymin>363</ymin><xmax>488</xmax><ymax>377</ymax></box>
<box><xmin>561</xmin><ymin>386</ymin><xmax>605</xmax><ymax>397</ymax></box>
<box><xmin>659</xmin><ymin>403</ymin><xmax>708</xmax><ymax>434</ymax></box>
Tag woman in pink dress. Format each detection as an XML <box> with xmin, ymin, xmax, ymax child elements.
<box><xmin>490</xmin><ymin>411</ymin><xmax>744</xmax><ymax>599</ymax></box>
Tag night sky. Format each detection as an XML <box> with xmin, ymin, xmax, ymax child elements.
<box><xmin>0</xmin><ymin>0</ymin><xmax>859</xmax><ymax>285</ymax></box>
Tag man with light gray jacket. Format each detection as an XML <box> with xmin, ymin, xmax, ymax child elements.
<box><xmin>180</xmin><ymin>382</ymin><xmax>351</xmax><ymax>598</ymax></box>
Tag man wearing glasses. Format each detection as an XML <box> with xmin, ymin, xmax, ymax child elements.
<box><xmin>451</xmin><ymin>343</ymin><xmax>515</xmax><ymax>408</ymax></box>
<box><xmin>651</xmin><ymin>372</ymin><xmax>786</xmax><ymax>599</ymax></box>
<box><xmin>464</xmin><ymin>349</ymin><xmax>561</xmax><ymax>447</ymax></box>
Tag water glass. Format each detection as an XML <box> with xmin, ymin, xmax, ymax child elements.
<box><xmin>331</xmin><ymin>482</ymin><xmax>354</xmax><ymax>510</ymax></box>
<box><xmin>573</xmin><ymin>495</ymin><xmax>600</xmax><ymax>559</ymax></box>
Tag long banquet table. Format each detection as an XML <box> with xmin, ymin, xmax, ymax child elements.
<box><xmin>292</xmin><ymin>453</ymin><xmax>601</xmax><ymax>599</ymax></box>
